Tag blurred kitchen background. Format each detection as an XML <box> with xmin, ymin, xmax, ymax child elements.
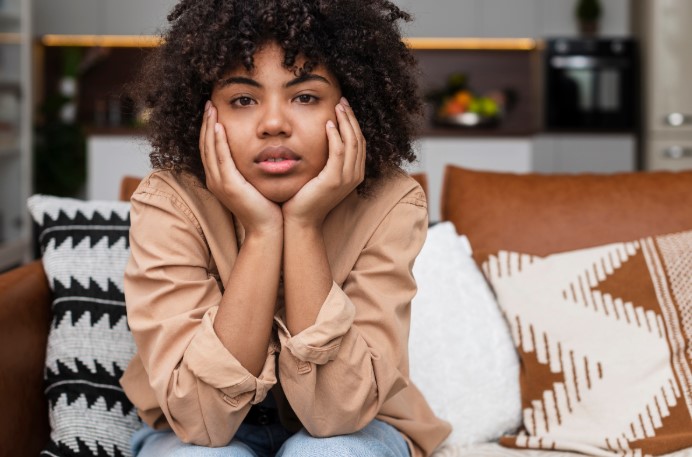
<box><xmin>0</xmin><ymin>0</ymin><xmax>691</xmax><ymax>270</ymax></box>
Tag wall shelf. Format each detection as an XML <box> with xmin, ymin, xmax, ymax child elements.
<box><xmin>39</xmin><ymin>34</ymin><xmax>540</xmax><ymax>52</ymax></box>
<box><xmin>404</xmin><ymin>37</ymin><xmax>538</xmax><ymax>51</ymax></box>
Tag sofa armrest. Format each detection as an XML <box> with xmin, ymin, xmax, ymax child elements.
<box><xmin>0</xmin><ymin>260</ymin><xmax>52</xmax><ymax>454</ymax></box>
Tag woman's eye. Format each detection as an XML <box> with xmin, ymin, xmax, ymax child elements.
<box><xmin>295</xmin><ymin>94</ymin><xmax>318</xmax><ymax>104</ymax></box>
<box><xmin>231</xmin><ymin>96</ymin><xmax>255</xmax><ymax>107</ymax></box>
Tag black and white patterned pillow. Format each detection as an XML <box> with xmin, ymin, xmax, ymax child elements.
<box><xmin>28</xmin><ymin>195</ymin><xmax>140</xmax><ymax>457</ymax></box>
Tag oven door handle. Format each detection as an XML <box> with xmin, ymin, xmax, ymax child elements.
<box><xmin>663</xmin><ymin>145</ymin><xmax>692</xmax><ymax>159</ymax></box>
<box><xmin>665</xmin><ymin>113</ymin><xmax>692</xmax><ymax>127</ymax></box>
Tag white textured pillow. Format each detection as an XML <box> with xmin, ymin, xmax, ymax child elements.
<box><xmin>410</xmin><ymin>222</ymin><xmax>522</xmax><ymax>447</ymax></box>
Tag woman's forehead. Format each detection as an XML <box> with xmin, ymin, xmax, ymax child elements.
<box><xmin>220</xmin><ymin>43</ymin><xmax>335</xmax><ymax>85</ymax></box>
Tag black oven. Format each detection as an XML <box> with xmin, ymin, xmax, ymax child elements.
<box><xmin>544</xmin><ymin>38</ymin><xmax>638</xmax><ymax>131</ymax></box>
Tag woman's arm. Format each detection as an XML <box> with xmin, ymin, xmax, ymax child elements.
<box><xmin>124</xmin><ymin>104</ymin><xmax>286</xmax><ymax>446</ymax></box>
<box><xmin>281</xmin><ymin>99</ymin><xmax>365</xmax><ymax>335</ymax></box>
<box><xmin>125</xmin><ymin>181</ymin><xmax>280</xmax><ymax>446</ymax></box>
<box><xmin>201</xmin><ymin>104</ymin><xmax>284</xmax><ymax>376</ymax></box>
<box><xmin>276</xmin><ymin>195</ymin><xmax>428</xmax><ymax>436</ymax></box>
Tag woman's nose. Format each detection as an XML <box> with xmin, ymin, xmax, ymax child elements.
<box><xmin>257</xmin><ymin>99</ymin><xmax>291</xmax><ymax>137</ymax></box>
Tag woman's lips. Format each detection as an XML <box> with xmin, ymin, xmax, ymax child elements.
<box><xmin>255</xmin><ymin>146</ymin><xmax>300</xmax><ymax>175</ymax></box>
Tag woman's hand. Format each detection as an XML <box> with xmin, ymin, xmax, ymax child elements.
<box><xmin>200</xmin><ymin>102</ymin><xmax>283</xmax><ymax>237</ymax></box>
<box><xmin>282</xmin><ymin>98</ymin><xmax>366</xmax><ymax>229</ymax></box>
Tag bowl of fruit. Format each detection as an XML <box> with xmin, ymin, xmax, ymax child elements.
<box><xmin>426</xmin><ymin>73</ymin><xmax>513</xmax><ymax>128</ymax></box>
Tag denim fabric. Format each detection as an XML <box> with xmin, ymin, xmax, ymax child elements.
<box><xmin>131</xmin><ymin>419</ymin><xmax>409</xmax><ymax>457</ymax></box>
<box><xmin>276</xmin><ymin>419</ymin><xmax>410</xmax><ymax>457</ymax></box>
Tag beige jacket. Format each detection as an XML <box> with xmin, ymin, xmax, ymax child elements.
<box><xmin>120</xmin><ymin>170</ymin><xmax>451</xmax><ymax>457</ymax></box>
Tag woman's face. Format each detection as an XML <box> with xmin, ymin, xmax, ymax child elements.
<box><xmin>210</xmin><ymin>42</ymin><xmax>342</xmax><ymax>203</ymax></box>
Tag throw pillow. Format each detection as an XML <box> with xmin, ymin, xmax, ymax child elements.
<box><xmin>481</xmin><ymin>229</ymin><xmax>692</xmax><ymax>456</ymax></box>
<box><xmin>440</xmin><ymin>165</ymin><xmax>692</xmax><ymax>264</ymax></box>
<box><xmin>410</xmin><ymin>222</ymin><xmax>522</xmax><ymax>447</ymax></box>
<box><xmin>28</xmin><ymin>195</ymin><xmax>139</xmax><ymax>457</ymax></box>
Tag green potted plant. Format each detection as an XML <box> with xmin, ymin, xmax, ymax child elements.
<box><xmin>576</xmin><ymin>0</ymin><xmax>602</xmax><ymax>36</ymax></box>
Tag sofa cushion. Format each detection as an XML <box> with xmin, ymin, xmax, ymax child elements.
<box><xmin>410</xmin><ymin>222</ymin><xmax>521</xmax><ymax>447</ymax></box>
<box><xmin>480</xmin><ymin>228</ymin><xmax>692</xmax><ymax>456</ymax></box>
<box><xmin>440</xmin><ymin>166</ymin><xmax>692</xmax><ymax>265</ymax></box>
<box><xmin>28</xmin><ymin>195</ymin><xmax>138</xmax><ymax>457</ymax></box>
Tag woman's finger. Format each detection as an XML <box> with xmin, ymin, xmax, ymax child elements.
<box><xmin>324</xmin><ymin>117</ymin><xmax>345</xmax><ymax>178</ymax></box>
<box><xmin>340</xmin><ymin>98</ymin><xmax>365</xmax><ymax>145</ymax></box>
<box><xmin>214</xmin><ymin>121</ymin><xmax>242</xmax><ymax>184</ymax></box>
<box><xmin>204</xmin><ymin>106</ymin><xmax>221</xmax><ymax>185</ymax></box>
<box><xmin>341</xmin><ymin>98</ymin><xmax>366</xmax><ymax>179</ymax></box>
<box><xmin>199</xmin><ymin>100</ymin><xmax>210</xmax><ymax>158</ymax></box>
<box><xmin>335</xmin><ymin>103</ymin><xmax>357</xmax><ymax>177</ymax></box>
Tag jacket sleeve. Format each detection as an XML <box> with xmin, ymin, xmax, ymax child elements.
<box><xmin>124</xmin><ymin>185</ymin><xmax>277</xmax><ymax>446</ymax></box>
<box><xmin>273</xmin><ymin>197</ymin><xmax>428</xmax><ymax>437</ymax></box>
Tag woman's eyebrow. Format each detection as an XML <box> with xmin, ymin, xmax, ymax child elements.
<box><xmin>218</xmin><ymin>73</ymin><xmax>330</xmax><ymax>89</ymax></box>
<box><xmin>285</xmin><ymin>73</ymin><xmax>331</xmax><ymax>88</ymax></box>
<box><xmin>218</xmin><ymin>76</ymin><xmax>261</xmax><ymax>88</ymax></box>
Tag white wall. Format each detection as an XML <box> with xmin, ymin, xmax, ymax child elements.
<box><xmin>34</xmin><ymin>0</ymin><xmax>630</xmax><ymax>37</ymax></box>
<box><xmin>34</xmin><ymin>0</ymin><xmax>177</xmax><ymax>35</ymax></box>
<box><xmin>395</xmin><ymin>0</ymin><xmax>630</xmax><ymax>38</ymax></box>
<box><xmin>87</xmin><ymin>136</ymin><xmax>151</xmax><ymax>200</ymax></box>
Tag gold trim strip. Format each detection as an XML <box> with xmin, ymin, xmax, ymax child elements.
<box><xmin>38</xmin><ymin>35</ymin><xmax>537</xmax><ymax>51</ymax></box>
<box><xmin>404</xmin><ymin>37</ymin><xmax>538</xmax><ymax>51</ymax></box>
<box><xmin>41</xmin><ymin>34</ymin><xmax>163</xmax><ymax>48</ymax></box>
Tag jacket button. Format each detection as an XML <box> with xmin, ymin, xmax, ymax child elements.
<box><xmin>257</xmin><ymin>408</ymin><xmax>270</xmax><ymax>425</ymax></box>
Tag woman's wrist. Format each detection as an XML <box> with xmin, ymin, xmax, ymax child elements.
<box><xmin>243</xmin><ymin>221</ymin><xmax>284</xmax><ymax>244</ymax></box>
<box><xmin>283</xmin><ymin>215</ymin><xmax>324</xmax><ymax>234</ymax></box>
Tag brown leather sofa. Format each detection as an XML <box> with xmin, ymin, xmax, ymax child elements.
<box><xmin>1</xmin><ymin>167</ymin><xmax>690</xmax><ymax>456</ymax></box>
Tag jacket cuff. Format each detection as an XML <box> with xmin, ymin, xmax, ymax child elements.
<box><xmin>274</xmin><ymin>281</ymin><xmax>356</xmax><ymax>365</ymax></box>
<box><xmin>186</xmin><ymin>306</ymin><xmax>278</xmax><ymax>404</ymax></box>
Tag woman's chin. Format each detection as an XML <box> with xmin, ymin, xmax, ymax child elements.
<box><xmin>252</xmin><ymin>174</ymin><xmax>314</xmax><ymax>204</ymax></box>
<box><xmin>258</xmin><ymin>186</ymin><xmax>299</xmax><ymax>204</ymax></box>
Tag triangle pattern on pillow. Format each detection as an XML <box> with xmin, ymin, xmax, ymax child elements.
<box><xmin>483</xmin><ymin>230</ymin><xmax>692</xmax><ymax>456</ymax></box>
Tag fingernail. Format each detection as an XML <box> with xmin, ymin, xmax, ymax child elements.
<box><xmin>214</xmin><ymin>123</ymin><xmax>221</xmax><ymax>133</ymax></box>
<box><xmin>340</xmin><ymin>97</ymin><xmax>350</xmax><ymax>107</ymax></box>
<box><xmin>205</xmin><ymin>101</ymin><xmax>211</xmax><ymax>111</ymax></box>
<box><xmin>208</xmin><ymin>107</ymin><xmax>214</xmax><ymax>118</ymax></box>
<box><xmin>337</xmin><ymin>104</ymin><xmax>346</xmax><ymax>112</ymax></box>
<box><xmin>326</xmin><ymin>120</ymin><xmax>336</xmax><ymax>128</ymax></box>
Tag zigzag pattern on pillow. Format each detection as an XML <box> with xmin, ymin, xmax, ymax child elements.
<box><xmin>28</xmin><ymin>195</ymin><xmax>139</xmax><ymax>457</ymax></box>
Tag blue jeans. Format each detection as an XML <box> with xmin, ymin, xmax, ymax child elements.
<box><xmin>131</xmin><ymin>419</ymin><xmax>410</xmax><ymax>457</ymax></box>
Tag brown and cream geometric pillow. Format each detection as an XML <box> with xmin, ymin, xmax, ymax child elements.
<box><xmin>481</xmin><ymin>229</ymin><xmax>692</xmax><ymax>457</ymax></box>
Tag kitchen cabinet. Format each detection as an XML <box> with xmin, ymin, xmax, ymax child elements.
<box><xmin>645</xmin><ymin>138</ymin><xmax>692</xmax><ymax>172</ymax></box>
<box><xmin>533</xmin><ymin>134</ymin><xmax>636</xmax><ymax>173</ymax></box>
<box><xmin>642</xmin><ymin>0</ymin><xmax>692</xmax><ymax>135</ymax></box>
<box><xmin>0</xmin><ymin>0</ymin><xmax>31</xmax><ymax>270</ymax></box>
<box><xmin>636</xmin><ymin>0</ymin><xmax>692</xmax><ymax>171</ymax></box>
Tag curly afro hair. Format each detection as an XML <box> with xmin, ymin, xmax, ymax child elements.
<box><xmin>136</xmin><ymin>0</ymin><xmax>422</xmax><ymax>194</ymax></box>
